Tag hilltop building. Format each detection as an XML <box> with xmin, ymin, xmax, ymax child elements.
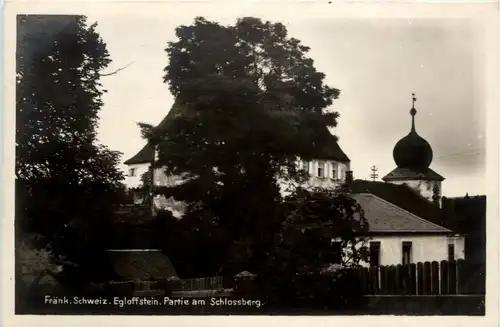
<box><xmin>123</xmin><ymin>95</ymin><xmax>470</xmax><ymax>267</ymax></box>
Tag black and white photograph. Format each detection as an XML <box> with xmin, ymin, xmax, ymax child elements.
<box><xmin>4</xmin><ymin>1</ymin><xmax>498</xmax><ymax>323</ymax></box>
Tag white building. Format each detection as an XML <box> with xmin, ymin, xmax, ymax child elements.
<box><xmin>123</xmin><ymin>96</ymin><xmax>464</xmax><ymax>266</ymax></box>
<box><xmin>351</xmin><ymin>193</ymin><xmax>464</xmax><ymax>267</ymax></box>
<box><xmin>345</xmin><ymin>95</ymin><xmax>464</xmax><ymax>266</ymax></box>
<box><xmin>124</xmin><ymin>100</ymin><xmax>352</xmax><ymax>211</ymax></box>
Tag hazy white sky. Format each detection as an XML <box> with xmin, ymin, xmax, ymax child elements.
<box><xmin>89</xmin><ymin>14</ymin><xmax>486</xmax><ymax>197</ymax></box>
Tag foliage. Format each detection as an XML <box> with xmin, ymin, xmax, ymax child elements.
<box><xmin>16</xmin><ymin>232</ymin><xmax>63</xmax><ymax>286</ymax></box>
<box><xmin>253</xmin><ymin>187</ymin><xmax>370</xmax><ymax>309</ymax></box>
<box><xmin>137</xmin><ymin>168</ymin><xmax>154</xmax><ymax>206</ymax></box>
<box><xmin>264</xmin><ymin>187</ymin><xmax>370</xmax><ymax>273</ymax></box>
<box><xmin>16</xmin><ymin>15</ymin><xmax>123</xmax><ymax>289</ymax></box>
<box><xmin>15</xmin><ymin>232</ymin><xmax>67</xmax><ymax>312</ymax></box>
<box><xmin>147</xmin><ymin>16</ymin><xmax>342</xmax><ymax>276</ymax></box>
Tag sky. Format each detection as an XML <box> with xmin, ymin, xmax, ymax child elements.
<box><xmin>89</xmin><ymin>14</ymin><xmax>486</xmax><ymax>198</ymax></box>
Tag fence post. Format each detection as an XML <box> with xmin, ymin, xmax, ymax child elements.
<box><xmin>409</xmin><ymin>263</ymin><xmax>417</xmax><ymax>295</ymax></box>
<box><xmin>417</xmin><ymin>262</ymin><xmax>424</xmax><ymax>295</ymax></box>
<box><xmin>401</xmin><ymin>264</ymin><xmax>413</xmax><ymax>295</ymax></box>
<box><xmin>449</xmin><ymin>260</ymin><xmax>457</xmax><ymax>294</ymax></box>
<box><xmin>359</xmin><ymin>267</ymin><xmax>368</xmax><ymax>294</ymax></box>
<box><xmin>431</xmin><ymin>261</ymin><xmax>440</xmax><ymax>295</ymax></box>
<box><xmin>457</xmin><ymin>259</ymin><xmax>468</xmax><ymax>294</ymax></box>
<box><xmin>380</xmin><ymin>266</ymin><xmax>388</xmax><ymax>295</ymax></box>
<box><xmin>366</xmin><ymin>267</ymin><xmax>374</xmax><ymax>294</ymax></box>
<box><xmin>423</xmin><ymin>261</ymin><xmax>432</xmax><ymax>295</ymax></box>
<box><xmin>440</xmin><ymin>260</ymin><xmax>449</xmax><ymax>295</ymax></box>
<box><xmin>369</xmin><ymin>267</ymin><xmax>379</xmax><ymax>294</ymax></box>
<box><xmin>387</xmin><ymin>265</ymin><xmax>396</xmax><ymax>295</ymax></box>
<box><xmin>395</xmin><ymin>265</ymin><xmax>402</xmax><ymax>294</ymax></box>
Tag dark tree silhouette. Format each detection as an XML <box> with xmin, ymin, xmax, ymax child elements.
<box><xmin>255</xmin><ymin>187</ymin><xmax>370</xmax><ymax>309</ymax></box>
<box><xmin>16</xmin><ymin>15</ymin><xmax>124</xmax><ymax>293</ymax></box>
<box><xmin>139</xmin><ymin>17</ymin><xmax>361</xmax><ymax>278</ymax></box>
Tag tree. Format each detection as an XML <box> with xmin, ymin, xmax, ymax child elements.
<box><xmin>265</xmin><ymin>187</ymin><xmax>369</xmax><ymax>273</ymax></box>
<box><xmin>150</xmin><ymin>17</ymin><xmax>342</xmax><ymax>276</ymax></box>
<box><xmin>255</xmin><ymin>187</ymin><xmax>370</xmax><ymax>310</ymax></box>
<box><xmin>136</xmin><ymin>122</ymin><xmax>160</xmax><ymax>214</ymax></box>
<box><xmin>16</xmin><ymin>15</ymin><xmax>123</xmax><ymax>290</ymax></box>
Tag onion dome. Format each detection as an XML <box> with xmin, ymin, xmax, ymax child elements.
<box><xmin>392</xmin><ymin>94</ymin><xmax>433</xmax><ymax>170</ymax></box>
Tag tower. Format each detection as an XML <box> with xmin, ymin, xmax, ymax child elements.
<box><xmin>382</xmin><ymin>94</ymin><xmax>444</xmax><ymax>202</ymax></box>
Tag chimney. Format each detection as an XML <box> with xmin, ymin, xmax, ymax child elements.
<box><xmin>345</xmin><ymin>170</ymin><xmax>353</xmax><ymax>185</ymax></box>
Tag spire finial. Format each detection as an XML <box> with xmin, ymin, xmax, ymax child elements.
<box><xmin>410</xmin><ymin>93</ymin><xmax>417</xmax><ymax>132</ymax></box>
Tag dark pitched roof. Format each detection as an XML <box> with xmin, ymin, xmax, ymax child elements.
<box><xmin>123</xmin><ymin>144</ymin><xmax>154</xmax><ymax>165</ymax></box>
<box><xmin>382</xmin><ymin>167</ymin><xmax>444</xmax><ymax>182</ymax></box>
<box><xmin>124</xmin><ymin>101</ymin><xmax>350</xmax><ymax>165</ymax></box>
<box><xmin>351</xmin><ymin>193</ymin><xmax>451</xmax><ymax>233</ymax></box>
<box><xmin>107</xmin><ymin>249</ymin><xmax>178</xmax><ymax>281</ymax></box>
<box><xmin>123</xmin><ymin>100</ymin><xmax>184</xmax><ymax>165</ymax></box>
<box><xmin>344</xmin><ymin>180</ymin><xmax>455</xmax><ymax>230</ymax></box>
<box><xmin>311</xmin><ymin>127</ymin><xmax>350</xmax><ymax>162</ymax></box>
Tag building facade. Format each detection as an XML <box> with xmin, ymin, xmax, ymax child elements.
<box><xmin>350</xmin><ymin>193</ymin><xmax>464</xmax><ymax>267</ymax></box>
<box><xmin>123</xmin><ymin>95</ymin><xmax>465</xmax><ymax>267</ymax></box>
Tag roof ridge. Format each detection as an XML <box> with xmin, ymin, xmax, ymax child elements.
<box><xmin>356</xmin><ymin>193</ymin><xmax>451</xmax><ymax>232</ymax></box>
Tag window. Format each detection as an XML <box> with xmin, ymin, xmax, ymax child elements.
<box><xmin>129</xmin><ymin>168</ymin><xmax>136</xmax><ymax>177</ymax></box>
<box><xmin>369</xmin><ymin>241</ymin><xmax>381</xmax><ymax>266</ymax></box>
<box><xmin>330</xmin><ymin>241</ymin><xmax>342</xmax><ymax>264</ymax></box>
<box><xmin>303</xmin><ymin>161</ymin><xmax>310</xmax><ymax>173</ymax></box>
<box><xmin>448</xmin><ymin>243</ymin><xmax>455</xmax><ymax>262</ymax></box>
<box><xmin>331</xmin><ymin>163</ymin><xmax>338</xmax><ymax>180</ymax></box>
<box><xmin>402</xmin><ymin>241</ymin><xmax>413</xmax><ymax>265</ymax></box>
<box><xmin>317</xmin><ymin>162</ymin><xmax>325</xmax><ymax>178</ymax></box>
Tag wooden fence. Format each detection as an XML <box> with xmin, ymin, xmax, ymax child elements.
<box><xmin>106</xmin><ymin>276</ymin><xmax>225</xmax><ymax>294</ymax></box>
<box><xmin>356</xmin><ymin>259</ymin><xmax>485</xmax><ymax>295</ymax></box>
<box><xmin>172</xmin><ymin>276</ymin><xmax>225</xmax><ymax>292</ymax></box>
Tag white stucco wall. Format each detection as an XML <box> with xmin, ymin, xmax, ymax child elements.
<box><xmin>152</xmin><ymin>167</ymin><xmax>187</xmax><ymax>218</ymax></box>
<box><xmin>296</xmin><ymin>159</ymin><xmax>350</xmax><ymax>190</ymax></box>
<box><xmin>124</xmin><ymin>163</ymin><xmax>150</xmax><ymax>189</ymax></box>
<box><xmin>125</xmin><ymin>161</ymin><xmax>461</xmax><ymax>267</ymax></box>
<box><xmin>388</xmin><ymin>180</ymin><xmax>442</xmax><ymax>202</ymax></box>
<box><xmin>277</xmin><ymin>159</ymin><xmax>350</xmax><ymax>195</ymax></box>
<box><xmin>359</xmin><ymin>234</ymin><xmax>465</xmax><ymax>267</ymax></box>
<box><xmin>143</xmin><ymin>158</ymin><xmax>350</xmax><ymax>203</ymax></box>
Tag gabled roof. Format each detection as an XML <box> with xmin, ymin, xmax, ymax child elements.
<box><xmin>382</xmin><ymin>167</ymin><xmax>444</xmax><ymax>182</ymax></box>
<box><xmin>124</xmin><ymin>101</ymin><xmax>350</xmax><ymax>165</ymax></box>
<box><xmin>123</xmin><ymin>100</ymin><xmax>184</xmax><ymax>165</ymax></box>
<box><xmin>351</xmin><ymin>193</ymin><xmax>451</xmax><ymax>233</ymax></box>
<box><xmin>311</xmin><ymin>127</ymin><xmax>350</xmax><ymax>162</ymax></box>
<box><xmin>107</xmin><ymin>249</ymin><xmax>178</xmax><ymax>281</ymax></box>
<box><xmin>344</xmin><ymin>180</ymin><xmax>455</xmax><ymax>230</ymax></box>
<box><xmin>123</xmin><ymin>144</ymin><xmax>154</xmax><ymax>165</ymax></box>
